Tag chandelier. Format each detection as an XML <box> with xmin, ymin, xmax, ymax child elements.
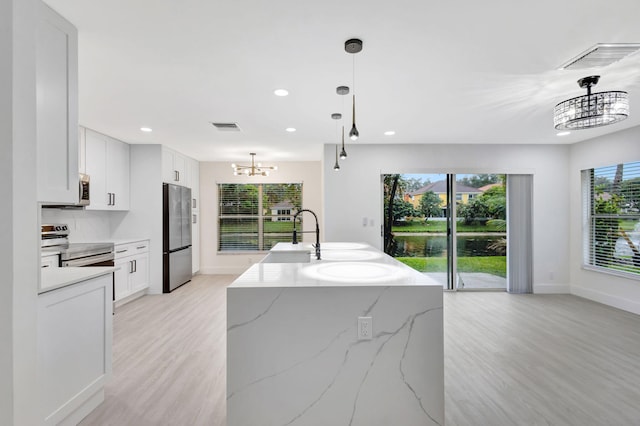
<box><xmin>232</xmin><ymin>153</ymin><xmax>277</xmax><ymax>176</ymax></box>
<box><xmin>554</xmin><ymin>75</ymin><xmax>629</xmax><ymax>130</ymax></box>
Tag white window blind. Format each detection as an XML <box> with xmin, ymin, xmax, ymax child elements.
<box><xmin>218</xmin><ymin>183</ymin><xmax>302</xmax><ymax>252</ymax></box>
<box><xmin>584</xmin><ymin>161</ymin><xmax>640</xmax><ymax>277</ymax></box>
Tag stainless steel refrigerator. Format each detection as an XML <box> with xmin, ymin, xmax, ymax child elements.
<box><xmin>163</xmin><ymin>183</ymin><xmax>192</xmax><ymax>293</ymax></box>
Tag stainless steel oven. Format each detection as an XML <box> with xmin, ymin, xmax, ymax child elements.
<box><xmin>60</xmin><ymin>243</ymin><xmax>115</xmax><ymax>267</ymax></box>
<box><xmin>41</xmin><ymin>224</ymin><xmax>114</xmax><ymax>267</ymax></box>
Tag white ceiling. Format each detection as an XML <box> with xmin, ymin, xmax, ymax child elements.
<box><xmin>44</xmin><ymin>0</ymin><xmax>640</xmax><ymax>163</ymax></box>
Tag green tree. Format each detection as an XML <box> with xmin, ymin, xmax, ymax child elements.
<box><xmin>593</xmin><ymin>189</ymin><xmax>622</xmax><ymax>266</ymax></box>
<box><xmin>457</xmin><ymin>174</ymin><xmax>500</xmax><ymax>188</ymax></box>
<box><xmin>393</xmin><ymin>200</ymin><xmax>416</xmax><ymax>221</ymax></box>
<box><xmin>458</xmin><ymin>184</ymin><xmax>506</xmax><ymax>224</ymax></box>
<box><xmin>404</xmin><ymin>177</ymin><xmax>429</xmax><ymax>192</ymax></box>
<box><xmin>418</xmin><ymin>191</ymin><xmax>442</xmax><ymax>219</ymax></box>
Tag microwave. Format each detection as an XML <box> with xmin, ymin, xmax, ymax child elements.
<box><xmin>79</xmin><ymin>173</ymin><xmax>90</xmax><ymax>206</ymax></box>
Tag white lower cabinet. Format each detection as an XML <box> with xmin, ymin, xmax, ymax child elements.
<box><xmin>114</xmin><ymin>240</ymin><xmax>150</xmax><ymax>304</ymax></box>
<box><xmin>37</xmin><ymin>273</ymin><xmax>112</xmax><ymax>425</ymax></box>
<box><xmin>41</xmin><ymin>253</ymin><xmax>59</xmax><ymax>269</ymax></box>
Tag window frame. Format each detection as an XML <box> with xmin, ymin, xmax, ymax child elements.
<box><xmin>582</xmin><ymin>161</ymin><xmax>640</xmax><ymax>280</ymax></box>
<box><xmin>217</xmin><ymin>182</ymin><xmax>302</xmax><ymax>253</ymax></box>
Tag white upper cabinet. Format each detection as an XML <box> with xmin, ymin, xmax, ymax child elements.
<box><xmin>84</xmin><ymin>128</ymin><xmax>130</xmax><ymax>211</ymax></box>
<box><xmin>36</xmin><ymin>1</ymin><xmax>79</xmax><ymax>204</ymax></box>
<box><xmin>189</xmin><ymin>158</ymin><xmax>200</xmax><ymax>209</ymax></box>
<box><xmin>162</xmin><ymin>147</ymin><xmax>188</xmax><ymax>185</ymax></box>
<box><xmin>163</xmin><ymin>147</ymin><xmax>199</xmax><ymax>190</ymax></box>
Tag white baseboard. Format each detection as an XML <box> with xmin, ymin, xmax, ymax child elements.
<box><xmin>570</xmin><ymin>286</ymin><xmax>640</xmax><ymax>315</ymax></box>
<box><xmin>533</xmin><ymin>283</ymin><xmax>570</xmax><ymax>294</ymax></box>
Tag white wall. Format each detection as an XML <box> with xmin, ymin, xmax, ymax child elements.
<box><xmin>569</xmin><ymin>126</ymin><xmax>640</xmax><ymax>314</ymax></box>
<box><xmin>2</xmin><ymin>0</ymin><xmax>40</xmax><ymax>424</ymax></box>
<box><xmin>200</xmin><ymin>161</ymin><xmax>322</xmax><ymax>274</ymax></box>
<box><xmin>323</xmin><ymin>143</ymin><xmax>571</xmax><ymax>293</ymax></box>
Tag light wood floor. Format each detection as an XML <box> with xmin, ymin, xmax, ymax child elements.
<box><xmin>80</xmin><ymin>275</ymin><xmax>640</xmax><ymax>426</ymax></box>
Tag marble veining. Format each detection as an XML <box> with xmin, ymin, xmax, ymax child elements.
<box><xmin>226</xmin><ymin>288</ymin><xmax>285</xmax><ymax>332</ymax></box>
<box><xmin>227</xmin><ymin>243</ymin><xmax>444</xmax><ymax>426</ymax></box>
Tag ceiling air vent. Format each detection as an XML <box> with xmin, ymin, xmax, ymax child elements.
<box><xmin>211</xmin><ymin>122</ymin><xmax>241</xmax><ymax>131</ymax></box>
<box><xmin>559</xmin><ymin>43</ymin><xmax>640</xmax><ymax>70</ymax></box>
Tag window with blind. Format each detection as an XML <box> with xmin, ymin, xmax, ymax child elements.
<box><xmin>583</xmin><ymin>161</ymin><xmax>640</xmax><ymax>277</ymax></box>
<box><xmin>218</xmin><ymin>183</ymin><xmax>302</xmax><ymax>252</ymax></box>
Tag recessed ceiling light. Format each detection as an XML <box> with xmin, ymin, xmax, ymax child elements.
<box><xmin>285</xmin><ymin>127</ymin><xmax>296</xmax><ymax>132</ymax></box>
<box><xmin>384</xmin><ymin>130</ymin><xmax>395</xmax><ymax>136</ymax></box>
<box><xmin>556</xmin><ymin>131</ymin><xmax>571</xmax><ymax>136</ymax></box>
<box><xmin>274</xmin><ymin>89</ymin><xmax>289</xmax><ymax>97</ymax></box>
<box><xmin>140</xmin><ymin>127</ymin><xmax>153</xmax><ymax>132</ymax></box>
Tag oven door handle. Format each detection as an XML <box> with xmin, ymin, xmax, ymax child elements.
<box><xmin>61</xmin><ymin>252</ymin><xmax>114</xmax><ymax>267</ymax></box>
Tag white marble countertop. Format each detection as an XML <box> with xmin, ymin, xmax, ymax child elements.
<box><xmin>230</xmin><ymin>243</ymin><xmax>442</xmax><ymax>289</ymax></box>
<box><xmin>40</xmin><ymin>266</ymin><xmax>115</xmax><ymax>294</ymax></box>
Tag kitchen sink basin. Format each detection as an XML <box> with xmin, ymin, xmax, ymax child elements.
<box><xmin>301</xmin><ymin>261</ymin><xmax>409</xmax><ymax>283</ymax></box>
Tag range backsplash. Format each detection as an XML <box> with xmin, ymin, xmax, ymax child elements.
<box><xmin>41</xmin><ymin>209</ymin><xmax>113</xmax><ymax>242</ymax></box>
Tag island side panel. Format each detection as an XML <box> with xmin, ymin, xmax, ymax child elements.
<box><xmin>227</xmin><ymin>285</ymin><xmax>444</xmax><ymax>426</ymax></box>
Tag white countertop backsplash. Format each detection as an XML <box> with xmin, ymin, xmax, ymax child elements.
<box><xmin>42</xmin><ymin>208</ymin><xmax>112</xmax><ymax>242</ymax></box>
<box><xmin>42</xmin><ymin>207</ymin><xmax>149</xmax><ymax>246</ymax></box>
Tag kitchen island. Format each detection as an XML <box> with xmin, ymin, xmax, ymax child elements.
<box><xmin>227</xmin><ymin>243</ymin><xmax>444</xmax><ymax>426</ymax></box>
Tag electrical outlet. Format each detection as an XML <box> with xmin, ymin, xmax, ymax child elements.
<box><xmin>357</xmin><ymin>316</ymin><xmax>372</xmax><ymax>340</ymax></box>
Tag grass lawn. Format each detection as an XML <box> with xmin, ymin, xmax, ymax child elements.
<box><xmin>395</xmin><ymin>256</ymin><xmax>507</xmax><ymax>277</ymax></box>
<box><xmin>392</xmin><ymin>220</ymin><xmax>503</xmax><ymax>233</ymax></box>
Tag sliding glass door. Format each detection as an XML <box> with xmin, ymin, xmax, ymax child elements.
<box><xmin>383</xmin><ymin>173</ymin><xmax>507</xmax><ymax>291</ymax></box>
<box><xmin>453</xmin><ymin>175</ymin><xmax>507</xmax><ymax>290</ymax></box>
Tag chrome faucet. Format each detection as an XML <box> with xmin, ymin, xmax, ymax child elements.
<box><xmin>292</xmin><ymin>209</ymin><xmax>320</xmax><ymax>260</ymax></box>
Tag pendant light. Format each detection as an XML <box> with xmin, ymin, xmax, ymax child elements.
<box><xmin>331</xmin><ymin>112</ymin><xmax>343</xmax><ymax>167</ymax></box>
<box><xmin>554</xmin><ymin>75</ymin><xmax>629</xmax><ymax>130</ymax></box>
<box><xmin>340</xmin><ymin>126</ymin><xmax>347</xmax><ymax>160</ymax></box>
<box><xmin>345</xmin><ymin>38</ymin><xmax>362</xmax><ymax>140</ymax></box>
<box><xmin>337</xmin><ymin>85</ymin><xmax>349</xmax><ymax>159</ymax></box>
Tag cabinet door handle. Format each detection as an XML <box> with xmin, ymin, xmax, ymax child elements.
<box><xmin>133</xmin><ymin>259</ymin><xmax>137</xmax><ymax>272</ymax></box>
<box><xmin>193</xmin><ymin>214</ymin><xmax>197</xmax><ymax>224</ymax></box>
<box><xmin>136</xmin><ymin>245</ymin><xmax>146</xmax><ymax>250</ymax></box>
<box><xmin>116</xmin><ymin>249</ymin><xmax>128</xmax><ymax>254</ymax></box>
<box><xmin>174</xmin><ymin>170</ymin><xmax>179</xmax><ymax>181</ymax></box>
<box><xmin>129</xmin><ymin>260</ymin><xmax>134</xmax><ymax>273</ymax></box>
<box><xmin>192</xmin><ymin>198</ymin><xmax>196</xmax><ymax>209</ymax></box>
<box><xmin>113</xmin><ymin>193</ymin><xmax>116</xmax><ymax>206</ymax></box>
<box><xmin>42</xmin><ymin>264</ymin><xmax>50</xmax><ymax>268</ymax></box>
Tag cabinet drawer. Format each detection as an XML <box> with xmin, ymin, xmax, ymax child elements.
<box><xmin>114</xmin><ymin>240</ymin><xmax>149</xmax><ymax>259</ymax></box>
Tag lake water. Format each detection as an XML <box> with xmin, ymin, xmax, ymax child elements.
<box><xmin>391</xmin><ymin>234</ymin><xmax>505</xmax><ymax>257</ymax></box>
